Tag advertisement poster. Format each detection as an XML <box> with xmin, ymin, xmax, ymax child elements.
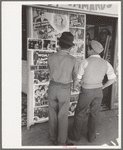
<box><xmin>69</xmin><ymin>14</ymin><xmax>85</xmax><ymax>27</ymax></box>
<box><xmin>70</xmin><ymin>42</ymin><xmax>84</xmax><ymax>58</ymax></box>
<box><xmin>33</xmin><ymin>51</ymin><xmax>49</xmax><ymax>65</ymax></box>
<box><xmin>33</xmin><ymin>8</ymin><xmax>69</xmax><ymax>39</ymax></box>
<box><xmin>34</xmin><ymin>106</ymin><xmax>49</xmax><ymax>122</ymax></box>
<box><xmin>34</xmin><ymin>70</ymin><xmax>50</xmax><ymax>84</ymax></box>
<box><xmin>34</xmin><ymin>84</ymin><xmax>49</xmax><ymax>107</ymax></box>
<box><xmin>70</xmin><ymin>28</ymin><xmax>84</xmax><ymax>41</ymax></box>
<box><xmin>68</xmin><ymin>101</ymin><xmax>77</xmax><ymax>116</ymax></box>
<box><xmin>28</xmin><ymin>39</ymin><xmax>42</xmax><ymax>50</ymax></box>
<box><xmin>43</xmin><ymin>40</ymin><xmax>56</xmax><ymax>51</ymax></box>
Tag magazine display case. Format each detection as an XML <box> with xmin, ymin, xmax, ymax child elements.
<box><xmin>27</xmin><ymin>6</ymin><xmax>86</xmax><ymax>128</ymax></box>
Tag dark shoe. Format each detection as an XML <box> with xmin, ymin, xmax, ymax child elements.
<box><xmin>87</xmin><ymin>132</ymin><xmax>96</xmax><ymax>143</ymax></box>
<box><xmin>66</xmin><ymin>142</ymin><xmax>74</xmax><ymax>145</ymax></box>
<box><xmin>51</xmin><ymin>140</ymin><xmax>57</xmax><ymax>145</ymax></box>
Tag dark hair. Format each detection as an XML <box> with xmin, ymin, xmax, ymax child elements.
<box><xmin>59</xmin><ymin>40</ymin><xmax>72</xmax><ymax>49</ymax></box>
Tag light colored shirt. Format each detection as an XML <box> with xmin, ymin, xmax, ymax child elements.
<box><xmin>48</xmin><ymin>50</ymin><xmax>79</xmax><ymax>84</ymax></box>
<box><xmin>77</xmin><ymin>55</ymin><xmax>116</xmax><ymax>89</ymax></box>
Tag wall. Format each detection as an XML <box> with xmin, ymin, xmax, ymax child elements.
<box><xmin>22</xmin><ymin>60</ymin><xmax>27</xmax><ymax>94</ymax></box>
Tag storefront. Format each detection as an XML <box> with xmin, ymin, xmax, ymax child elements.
<box><xmin>22</xmin><ymin>3</ymin><xmax>119</xmax><ymax>128</ymax></box>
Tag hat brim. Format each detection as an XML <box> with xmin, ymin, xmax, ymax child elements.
<box><xmin>58</xmin><ymin>37</ymin><xmax>75</xmax><ymax>47</ymax></box>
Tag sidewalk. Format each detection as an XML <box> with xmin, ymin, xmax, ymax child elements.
<box><xmin>22</xmin><ymin>109</ymin><xmax>119</xmax><ymax>146</ymax></box>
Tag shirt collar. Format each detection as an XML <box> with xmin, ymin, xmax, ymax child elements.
<box><xmin>58</xmin><ymin>50</ymin><xmax>69</xmax><ymax>55</ymax></box>
<box><xmin>89</xmin><ymin>55</ymin><xmax>101</xmax><ymax>58</ymax></box>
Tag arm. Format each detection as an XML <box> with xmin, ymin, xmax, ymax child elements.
<box><xmin>102</xmin><ymin>61</ymin><xmax>116</xmax><ymax>89</ymax></box>
<box><xmin>73</xmin><ymin>59</ymin><xmax>88</xmax><ymax>90</ymax></box>
<box><xmin>102</xmin><ymin>78</ymin><xmax>116</xmax><ymax>90</ymax></box>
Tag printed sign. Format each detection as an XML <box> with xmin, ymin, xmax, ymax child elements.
<box><xmin>33</xmin><ymin>8</ymin><xmax>69</xmax><ymax>39</ymax></box>
<box><xmin>34</xmin><ymin>106</ymin><xmax>49</xmax><ymax>121</ymax></box>
<box><xmin>34</xmin><ymin>84</ymin><xmax>49</xmax><ymax>107</ymax></box>
<box><xmin>69</xmin><ymin>14</ymin><xmax>85</xmax><ymax>27</ymax></box>
<box><xmin>34</xmin><ymin>70</ymin><xmax>50</xmax><ymax>84</ymax></box>
<box><xmin>33</xmin><ymin>51</ymin><xmax>49</xmax><ymax>65</ymax></box>
<box><xmin>28</xmin><ymin>39</ymin><xmax>42</xmax><ymax>50</ymax></box>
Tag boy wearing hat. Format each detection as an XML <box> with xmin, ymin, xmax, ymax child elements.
<box><xmin>68</xmin><ymin>40</ymin><xmax>116</xmax><ymax>143</ymax></box>
<box><xmin>47</xmin><ymin>32</ymin><xmax>79</xmax><ymax>145</ymax></box>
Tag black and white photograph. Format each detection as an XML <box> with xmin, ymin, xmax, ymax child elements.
<box><xmin>43</xmin><ymin>39</ymin><xmax>56</xmax><ymax>51</ymax></box>
<box><xmin>68</xmin><ymin>101</ymin><xmax>77</xmax><ymax>116</ymax></box>
<box><xmin>70</xmin><ymin>28</ymin><xmax>85</xmax><ymax>40</ymax></box>
<box><xmin>34</xmin><ymin>70</ymin><xmax>50</xmax><ymax>84</ymax></box>
<box><xmin>33</xmin><ymin>51</ymin><xmax>49</xmax><ymax>65</ymax></box>
<box><xmin>69</xmin><ymin>14</ymin><xmax>85</xmax><ymax>27</ymax></box>
<box><xmin>2</xmin><ymin>1</ymin><xmax>121</xmax><ymax>149</ymax></box>
<box><xmin>28</xmin><ymin>38</ymin><xmax>42</xmax><ymax>50</ymax></box>
<box><xmin>34</xmin><ymin>106</ymin><xmax>49</xmax><ymax>122</ymax></box>
<box><xmin>34</xmin><ymin>84</ymin><xmax>49</xmax><ymax>106</ymax></box>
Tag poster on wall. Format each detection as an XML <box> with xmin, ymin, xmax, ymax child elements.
<box><xmin>70</xmin><ymin>42</ymin><xmax>84</xmax><ymax>58</ymax></box>
<box><xmin>69</xmin><ymin>14</ymin><xmax>85</xmax><ymax>28</ymax></box>
<box><xmin>34</xmin><ymin>84</ymin><xmax>49</xmax><ymax>107</ymax></box>
<box><xmin>43</xmin><ymin>40</ymin><xmax>56</xmax><ymax>51</ymax></box>
<box><xmin>34</xmin><ymin>69</ymin><xmax>50</xmax><ymax>84</ymax></box>
<box><xmin>28</xmin><ymin>39</ymin><xmax>42</xmax><ymax>50</ymax></box>
<box><xmin>33</xmin><ymin>106</ymin><xmax>49</xmax><ymax>122</ymax></box>
<box><xmin>68</xmin><ymin>101</ymin><xmax>77</xmax><ymax>116</ymax></box>
<box><xmin>70</xmin><ymin>28</ymin><xmax>84</xmax><ymax>41</ymax></box>
<box><xmin>33</xmin><ymin>51</ymin><xmax>49</xmax><ymax>65</ymax></box>
<box><xmin>33</xmin><ymin>7</ymin><xmax>69</xmax><ymax>39</ymax></box>
<box><xmin>69</xmin><ymin>28</ymin><xmax>85</xmax><ymax>58</ymax></box>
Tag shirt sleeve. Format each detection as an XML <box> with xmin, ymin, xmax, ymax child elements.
<box><xmin>77</xmin><ymin>59</ymin><xmax>88</xmax><ymax>79</ymax></box>
<box><xmin>106</xmin><ymin>61</ymin><xmax>116</xmax><ymax>80</ymax></box>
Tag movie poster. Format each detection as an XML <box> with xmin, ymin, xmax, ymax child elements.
<box><xmin>28</xmin><ymin>39</ymin><xmax>42</xmax><ymax>50</ymax></box>
<box><xmin>33</xmin><ymin>106</ymin><xmax>49</xmax><ymax>122</ymax></box>
<box><xmin>34</xmin><ymin>69</ymin><xmax>50</xmax><ymax>84</ymax></box>
<box><xmin>43</xmin><ymin>40</ymin><xmax>56</xmax><ymax>51</ymax></box>
<box><xmin>69</xmin><ymin>14</ymin><xmax>85</xmax><ymax>28</ymax></box>
<box><xmin>70</xmin><ymin>42</ymin><xmax>84</xmax><ymax>58</ymax></box>
<box><xmin>69</xmin><ymin>28</ymin><xmax>85</xmax><ymax>58</ymax></box>
<box><xmin>33</xmin><ymin>51</ymin><xmax>49</xmax><ymax>65</ymax></box>
<box><xmin>33</xmin><ymin>8</ymin><xmax>69</xmax><ymax>39</ymax></box>
<box><xmin>70</xmin><ymin>28</ymin><xmax>84</xmax><ymax>41</ymax></box>
<box><xmin>34</xmin><ymin>84</ymin><xmax>49</xmax><ymax>107</ymax></box>
<box><xmin>68</xmin><ymin>101</ymin><xmax>77</xmax><ymax>116</ymax></box>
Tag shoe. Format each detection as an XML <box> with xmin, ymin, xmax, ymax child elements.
<box><xmin>87</xmin><ymin>132</ymin><xmax>96</xmax><ymax>143</ymax></box>
<box><xmin>51</xmin><ymin>140</ymin><xmax>57</xmax><ymax>145</ymax></box>
<box><xmin>66</xmin><ymin>142</ymin><xmax>74</xmax><ymax>145</ymax></box>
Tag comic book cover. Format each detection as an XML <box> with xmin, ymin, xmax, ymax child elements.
<box><xmin>33</xmin><ymin>106</ymin><xmax>49</xmax><ymax>122</ymax></box>
<box><xmin>69</xmin><ymin>42</ymin><xmax>84</xmax><ymax>58</ymax></box>
<box><xmin>28</xmin><ymin>39</ymin><xmax>42</xmax><ymax>50</ymax></box>
<box><xmin>70</xmin><ymin>28</ymin><xmax>84</xmax><ymax>42</ymax></box>
<box><xmin>34</xmin><ymin>69</ymin><xmax>50</xmax><ymax>84</ymax></box>
<box><xmin>43</xmin><ymin>40</ymin><xmax>56</xmax><ymax>51</ymax></box>
<box><xmin>33</xmin><ymin>8</ymin><xmax>69</xmax><ymax>39</ymax></box>
<box><xmin>69</xmin><ymin>14</ymin><xmax>85</xmax><ymax>28</ymax></box>
<box><xmin>33</xmin><ymin>51</ymin><xmax>49</xmax><ymax>65</ymax></box>
<box><xmin>70</xmin><ymin>82</ymin><xmax>80</xmax><ymax>95</ymax></box>
<box><xmin>34</xmin><ymin>84</ymin><xmax>49</xmax><ymax>107</ymax></box>
<box><xmin>68</xmin><ymin>101</ymin><xmax>77</xmax><ymax>116</ymax></box>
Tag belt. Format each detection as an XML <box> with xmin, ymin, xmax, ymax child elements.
<box><xmin>50</xmin><ymin>79</ymin><xmax>71</xmax><ymax>87</ymax></box>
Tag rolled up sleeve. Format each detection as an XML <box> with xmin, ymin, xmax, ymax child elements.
<box><xmin>106</xmin><ymin>61</ymin><xmax>116</xmax><ymax>80</ymax></box>
<box><xmin>77</xmin><ymin>59</ymin><xmax>88</xmax><ymax>79</ymax></box>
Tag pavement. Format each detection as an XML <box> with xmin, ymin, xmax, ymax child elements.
<box><xmin>22</xmin><ymin>109</ymin><xmax>120</xmax><ymax>148</ymax></box>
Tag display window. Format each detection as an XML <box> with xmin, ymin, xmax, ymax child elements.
<box><xmin>25</xmin><ymin>5</ymin><xmax>118</xmax><ymax>128</ymax></box>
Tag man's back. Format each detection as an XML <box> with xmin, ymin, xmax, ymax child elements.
<box><xmin>82</xmin><ymin>56</ymin><xmax>107</xmax><ymax>89</ymax></box>
<box><xmin>48</xmin><ymin>50</ymin><xmax>76</xmax><ymax>84</ymax></box>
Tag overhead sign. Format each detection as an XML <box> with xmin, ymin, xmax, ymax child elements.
<box><xmin>48</xmin><ymin>4</ymin><xmax>119</xmax><ymax>16</ymax></box>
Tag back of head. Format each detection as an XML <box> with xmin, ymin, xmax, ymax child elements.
<box><xmin>58</xmin><ymin>32</ymin><xmax>75</xmax><ymax>49</ymax></box>
<box><xmin>90</xmin><ymin>40</ymin><xmax>104</xmax><ymax>54</ymax></box>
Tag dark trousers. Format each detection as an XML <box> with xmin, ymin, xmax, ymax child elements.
<box><xmin>48</xmin><ymin>80</ymin><xmax>71</xmax><ymax>144</ymax></box>
<box><xmin>69</xmin><ymin>87</ymin><xmax>103</xmax><ymax>142</ymax></box>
